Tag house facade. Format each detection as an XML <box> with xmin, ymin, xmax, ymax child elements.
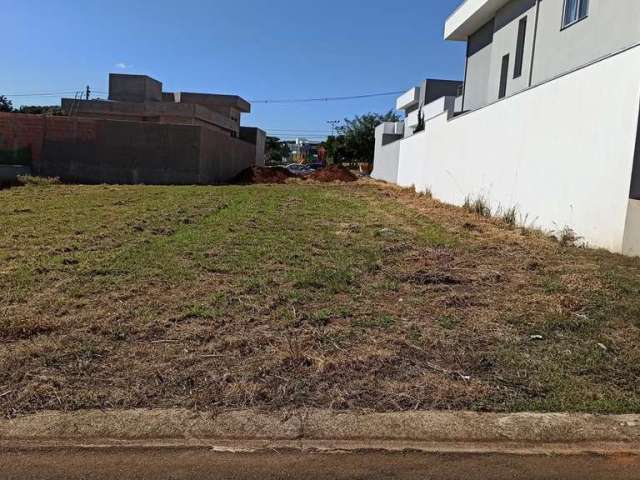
<box><xmin>450</xmin><ymin>0</ymin><xmax>640</xmax><ymax>111</ymax></box>
<box><xmin>372</xmin><ymin>0</ymin><xmax>640</xmax><ymax>255</ymax></box>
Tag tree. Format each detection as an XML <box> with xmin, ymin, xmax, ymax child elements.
<box><xmin>337</xmin><ymin>111</ymin><xmax>400</xmax><ymax>164</ymax></box>
<box><xmin>0</xmin><ymin>95</ymin><xmax>13</xmax><ymax>113</ymax></box>
<box><xmin>323</xmin><ymin>135</ymin><xmax>348</xmax><ymax>164</ymax></box>
<box><xmin>17</xmin><ymin>105</ymin><xmax>62</xmax><ymax>115</ymax></box>
<box><xmin>265</xmin><ymin>136</ymin><xmax>291</xmax><ymax>165</ymax></box>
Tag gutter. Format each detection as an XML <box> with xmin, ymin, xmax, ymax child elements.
<box><xmin>2</xmin><ymin>409</ymin><xmax>639</xmax><ymax>479</ymax></box>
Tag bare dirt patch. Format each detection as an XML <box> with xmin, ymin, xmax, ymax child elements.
<box><xmin>308</xmin><ymin>165</ymin><xmax>358</xmax><ymax>183</ymax></box>
<box><xmin>233</xmin><ymin>166</ymin><xmax>295</xmax><ymax>184</ymax></box>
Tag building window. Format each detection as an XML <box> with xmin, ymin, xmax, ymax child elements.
<box><xmin>499</xmin><ymin>54</ymin><xmax>509</xmax><ymax>99</ymax></box>
<box><xmin>562</xmin><ymin>0</ymin><xmax>589</xmax><ymax>28</ymax></box>
<box><xmin>514</xmin><ymin>17</ymin><xmax>527</xmax><ymax>78</ymax></box>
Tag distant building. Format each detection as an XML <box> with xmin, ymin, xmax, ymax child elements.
<box><xmin>0</xmin><ymin>73</ymin><xmax>266</xmax><ymax>185</ymax></box>
<box><xmin>284</xmin><ymin>138</ymin><xmax>324</xmax><ymax>164</ymax></box>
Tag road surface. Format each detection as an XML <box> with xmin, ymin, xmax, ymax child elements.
<box><xmin>2</xmin><ymin>447</ymin><xmax>640</xmax><ymax>480</ymax></box>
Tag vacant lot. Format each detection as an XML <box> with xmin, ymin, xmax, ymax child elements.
<box><xmin>1</xmin><ymin>181</ymin><xmax>639</xmax><ymax>417</ymax></box>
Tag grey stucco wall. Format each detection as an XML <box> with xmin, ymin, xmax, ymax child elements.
<box><xmin>630</xmin><ymin>103</ymin><xmax>640</xmax><ymax>201</ymax></box>
<box><xmin>532</xmin><ymin>0</ymin><xmax>640</xmax><ymax>84</ymax></box>
<box><xmin>486</xmin><ymin>0</ymin><xmax>537</xmax><ymax>103</ymax></box>
<box><xmin>463</xmin><ymin>20</ymin><xmax>494</xmax><ymax>111</ymax></box>
<box><xmin>422</xmin><ymin>80</ymin><xmax>463</xmax><ymax>104</ymax></box>
<box><xmin>462</xmin><ymin>0</ymin><xmax>640</xmax><ymax>111</ymax></box>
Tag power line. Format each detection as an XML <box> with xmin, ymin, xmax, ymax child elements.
<box><xmin>3</xmin><ymin>90</ymin><xmax>83</xmax><ymax>98</ymax></box>
<box><xmin>249</xmin><ymin>90</ymin><xmax>404</xmax><ymax>104</ymax></box>
<box><xmin>3</xmin><ymin>89</ymin><xmax>404</xmax><ymax>104</ymax></box>
<box><xmin>265</xmin><ymin>128</ymin><xmax>331</xmax><ymax>135</ymax></box>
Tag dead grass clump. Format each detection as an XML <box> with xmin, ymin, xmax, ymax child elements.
<box><xmin>405</xmin><ymin>271</ymin><xmax>463</xmax><ymax>286</ymax></box>
<box><xmin>500</xmin><ymin>206</ymin><xmax>518</xmax><ymax>228</ymax></box>
<box><xmin>16</xmin><ymin>175</ymin><xmax>61</xmax><ymax>186</ymax></box>
<box><xmin>463</xmin><ymin>195</ymin><xmax>491</xmax><ymax>217</ymax></box>
<box><xmin>558</xmin><ymin>226</ymin><xmax>581</xmax><ymax>247</ymax></box>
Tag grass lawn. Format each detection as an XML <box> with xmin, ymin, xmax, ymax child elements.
<box><xmin>1</xmin><ymin>180</ymin><xmax>640</xmax><ymax>417</ymax></box>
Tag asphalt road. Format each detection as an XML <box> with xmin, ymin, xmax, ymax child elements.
<box><xmin>2</xmin><ymin>448</ymin><xmax>640</xmax><ymax>480</ymax></box>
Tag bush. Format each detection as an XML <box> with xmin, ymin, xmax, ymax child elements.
<box><xmin>17</xmin><ymin>175</ymin><xmax>61</xmax><ymax>186</ymax></box>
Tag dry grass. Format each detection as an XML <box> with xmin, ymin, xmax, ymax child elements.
<box><xmin>1</xmin><ymin>181</ymin><xmax>640</xmax><ymax>417</ymax></box>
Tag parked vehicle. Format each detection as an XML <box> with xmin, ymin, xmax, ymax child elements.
<box><xmin>286</xmin><ymin>164</ymin><xmax>314</xmax><ymax>176</ymax></box>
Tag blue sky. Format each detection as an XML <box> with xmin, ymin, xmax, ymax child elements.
<box><xmin>1</xmin><ymin>0</ymin><xmax>466</xmax><ymax>140</ymax></box>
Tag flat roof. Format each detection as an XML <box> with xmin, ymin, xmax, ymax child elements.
<box><xmin>444</xmin><ymin>0</ymin><xmax>510</xmax><ymax>41</ymax></box>
<box><xmin>177</xmin><ymin>92</ymin><xmax>251</xmax><ymax>113</ymax></box>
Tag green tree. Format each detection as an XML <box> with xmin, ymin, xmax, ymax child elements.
<box><xmin>338</xmin><ymin>111</ymin><xmax>400</xmax><ymax>164</ymax></box>
<box><xmin>323</xmin><ymin>135</ymin><xmax>348</xmax><ymax>164</ymax></box>
<box><xmin>265</xmin><ymin>136</ymin><xmax>291</xmax><ymax>165</ymax></box>
<box><xmin>17</xmin><ymin>105</ymin><xmax>62</xmax><ymax>115</ymax></box>
<box><xmin>0</xmin><ymin>95</ymin><xmax>13</xmax><ymax>113</ymax></box>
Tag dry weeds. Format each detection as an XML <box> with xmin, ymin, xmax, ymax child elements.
<box><xmin>0</xmin><ymin>181</ymin><xmax>639</xmax><ymax>417</ymax></box>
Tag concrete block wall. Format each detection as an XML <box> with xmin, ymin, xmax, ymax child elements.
<box><xmin>0</xmin><ymin>113</ymin><xmax>259</xmax><ymax>185</ymax></box>
<box><xmin>62</xmin><ymin>99</ymin><xmax>238</xmax><ymax>136</ymax></box>
<box><xmin>109</xmin><ymin>74</ymin><xmax>163</xmax><ymax>103</ymax></box>
<box><xmin>200</xmin><ymin>127</ymin><xmax>257</xmax><ymax>183</ymax></box>
<box><xmin>372</xmin><ymin>123</ymin><xmax>403</xmax><ymax>184</ymax></box>
<box><xmin>239</xmin><ymin>127</ymin><xmax>267</xmax><ymax>167</ymax></box>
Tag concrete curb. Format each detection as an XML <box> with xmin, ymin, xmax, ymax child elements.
<box><xmin>1</xmin><ymin>409</ymin><xmax>639</xmax><ymax>455</ymax></box>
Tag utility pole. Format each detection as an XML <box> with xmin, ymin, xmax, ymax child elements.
<box><xmin>327</xmin><ymin>120</ymin><xmax>340</xmax><ymax>137</ymax></box>
<box><xmin>85</xmin><ymin>85</ymin><xmax>91</xmax><ymax>100</ymax></box>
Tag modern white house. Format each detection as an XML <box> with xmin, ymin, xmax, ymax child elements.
<box><xmin>373</xmin><ymin>0</ymin><xmax>640</xmax><ymax>255</ymax></box>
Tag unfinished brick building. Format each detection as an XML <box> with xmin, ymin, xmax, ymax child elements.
<box><xmin>0</xmin><ymin>74</ymin><xmax>265</xmax><ymax>185</ymax></box>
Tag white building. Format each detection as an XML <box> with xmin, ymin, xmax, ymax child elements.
<box><xmin>373</xmin><ymin>0</ymin><xmax>640</xmax><ymax>255</ymax></box>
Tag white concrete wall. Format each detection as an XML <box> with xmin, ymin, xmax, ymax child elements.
<box><xmin>395</xmin><ymin>44</ymin><xmax>640</xmax><ymax>253</ymax></box>
<box><xmin>396</xmin><ymin>88</ymin><xmax>420</xmax><ymax>111</ymax></box>
<box><xmin>372</xmin><ymin>123</ymin><xmax>403</xmax><ymax>184</ymax></box>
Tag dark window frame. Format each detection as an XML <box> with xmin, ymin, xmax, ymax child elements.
<box><xmin>561</xmin><ymin>0</ymin><xmax>589</xmax><ymax>30</ymax></box>
<box><xmin>513</xmin><ymin>16</ymin><xmax>527</xmax><ymax>79</ymax></box>
<box><xmin>499</xmin><ymin>54</ymin><xmax>510</xmax><ymax>99</ymax></box>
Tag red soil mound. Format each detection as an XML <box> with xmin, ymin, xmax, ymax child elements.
<box><xmin>308</xmin><ymin>165</ymin><xmax>358</xmax><ymax>183</ymax></box>
<box><xmin>233</xmin><ymin>166</ymin><xmax>295</xmax><ymax>184</ymax></box>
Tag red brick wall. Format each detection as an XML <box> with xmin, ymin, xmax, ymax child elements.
<box><xmin>0</xmin><ymin>113</ymin><xmax>97</xmax><ymax>164</ymax></box>
<box><xmin>0</xmin><ymin>113</ymin><xmax>46</xmax><ymax>162</ymax></box>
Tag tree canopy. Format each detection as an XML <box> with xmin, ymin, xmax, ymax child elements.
<box><xmin>265</xmin><ymin>136</ymin><xmax>291</xmax><ymax>165</ymax></box>
<box><xmin>334</xmin><ymin>111</ymin><xmax>400</xmax><ymax>164</ymax></box>
<box><xmin>17</xmin><ymin>105</ymin><xmax>62</xmax><ymax>115</ymax></box>
<box><xmin>0</xmin><ymin>96</ymin><xmax>13</xmax><ymax>113</ymax></box>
